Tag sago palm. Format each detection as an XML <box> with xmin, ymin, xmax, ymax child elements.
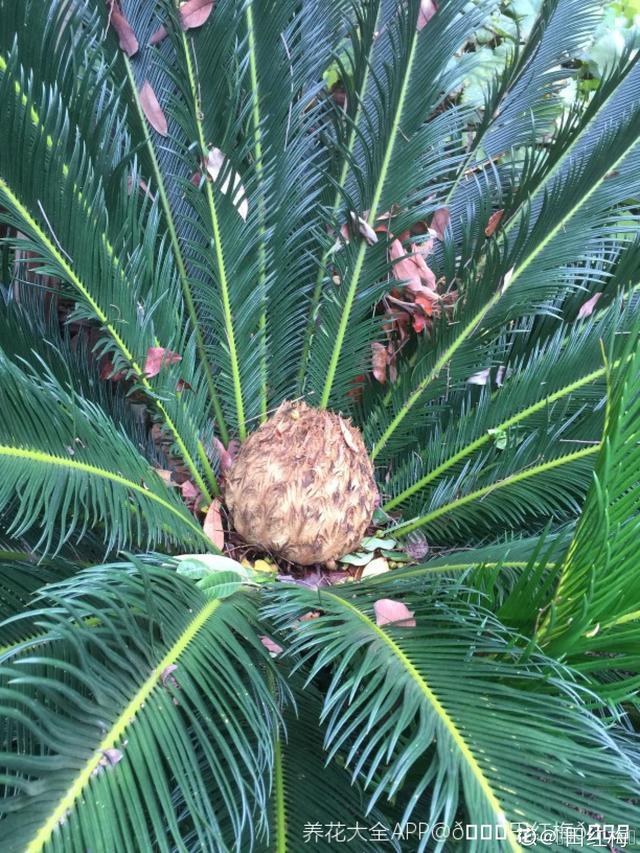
<box><xmin>1</xmin><ymin>0</ymin><xmax>640</xmax><ymax>850</ymax></box>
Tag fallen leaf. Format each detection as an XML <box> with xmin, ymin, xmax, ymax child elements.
<box><xmin>484</xmin><ymin>208</ymin><xmax>504</xmax><ymax>237</ymax></box>
<box><xmin>389</xmin><ymin>239</ymin><xmax>438</xmax><ymax>292</ymax></box>
<box><xmin>150</xmin><ymin>0</ymin><xmax>214</xmax><ymax>45</ymax></box>
<box><xmin>417</xmin><ymin>0</ymin><xmax>438</xmax><ymax>29</ymax></box>
<box><xmin>361</xmin><ymin>557</ymin><xmax>390</xmax><ymax>578</ymax></box>
<box><xmin>430</xmin><ymin>207</ymin><xmax>450</xmax><ymax>240</ymax></box>
<box><xmin>180</xmin><ymin>479</ymin><xmax>200</xmax><ymax>503</ymax></box>
<box><xmin>577</xmin><ymin>291</ymin><xmax>602</xmax><ymax>319</ymax></box>
<box><xmin>371</xmin><ymin>342</ymin><xmax>388</xmax><ymax>384</ymax></box>
<box><xmin>350</xmin><ymin>212</ymin><xmax>378</xmax><ymax>245</ymax></box>
<box><xmin>205</xmin><ymin>147</ymin><xmax>248</xmax><ymax>220</ymax></box>
<box><xmin>139</xmin><ymin>80</ymin><xmax>168</xmax><ymax>136</ymax></box>
<box><xmin>203</xmin><ymin>498</ymin><xmax>224</xmax><ymax>550</ymax></box>
<box><xmin>108</xmin><ymin>1</ymin><xmax>139</xmax><ymax>56</ymax></box>
<box><xmin>467</xmin><ymin>367</ymin><xmax>491</xmax><ymax>385</ymax></box>
<box><xmin>127</xmin><ymin>176</ymin><xmax>155</xmax><ymax>200</ymax></box>
<box><xmin>156</xmin><ymin>469</ymin><xmax>176</xmax><ymax>486</ymax></box>
<box><xmin>144</xmin><ymin>346</ymin><xmax>182</xmax><ymax>377</ymax></box>
<box><xmin>181</xmin><ymin>0</ymin><xmax>214</xmax><ymax>29</ymax></box>
<box><xmin>374</xmin><ymin>598</ymin><xmax>416</xmax><ymax>628</ymax></box>
<box><xmin>160</xmin><ymin>664</ymin><xmax>178</xmax><ymax>687</ymax></box>
<box><xmin>260</xmin><ymin>636</ymin><xmax>283</xmax><ymax>656</ymax></box>
<box><xmin>92</xmin><ymin>746</ymin><xmax>125</xmax><ymax>776</ymax></box>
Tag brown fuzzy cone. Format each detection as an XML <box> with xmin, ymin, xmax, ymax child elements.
<box><xmin>224</xmin><ymin>401</ymin><xmax>378</xmax><ymax>565</ymax></box>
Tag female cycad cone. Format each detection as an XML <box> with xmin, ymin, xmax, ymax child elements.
<box><xmin>224</xmin><ymin>401</ymin><xmax>378</xmax><ymax>565</ymax></box>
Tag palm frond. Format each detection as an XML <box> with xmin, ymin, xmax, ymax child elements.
<box><xmin>538</xmin><ymin>321</ymin><xmax>640</xmax><ymax>699</ymax></box>
<box><xmin>0</xmin><ymin>561</ymin><xmax>282</xmax><ymax>852</ymax></box>
<box><xmin>267</xmin><ymin>579</ymin><xmax>640</xmax><ymax>851</ymax></box>
<box><xmin>0</xmin><ymin>351</ymin><xmax>208</xmax><ymax>554</ymax></box>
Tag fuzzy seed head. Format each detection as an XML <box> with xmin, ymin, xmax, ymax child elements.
<box><xmin>224</xmin><ymin>401</ymin><xmax>378</xmax><ymax>564</ymax></box>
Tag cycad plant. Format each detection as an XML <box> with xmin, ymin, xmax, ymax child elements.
<box><xmin>1</xmin><ymin>0</ymin><xmax>640</xmax><ymax>850</ymax></box>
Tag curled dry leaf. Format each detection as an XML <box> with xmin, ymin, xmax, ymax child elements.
<box><xmin>108</xmin><ymin>1</ymin><xmax>139</xmax><ymax>56</ymax></box>
<box><xmin>373</xmin><ymin>598</ymin><xmax>416</xmax><ymax>628</ymax></box>
<box><xmin>203</xmin><ymin>498</ymin><xmax>224</xmax><ymax>550</ymax></box>
<box><xmin>371</xmin><ymin>342</ymin><xmax>388</xmax><ymax>384</ymax></box>
<box><xmin>205</xmin><ymin>147</ymin><xmax>248</xmax><ymax>220</ymax></box>
<box><xmin>467</xmin><ymin>367</ymin><xmax>491</xmax><ymax>385</ymax></box>
<box><xmin>150</xmin><ymin>0</ymin><xmax>215</xmax><ymax>45</ymax></box>
<box><xmin>160</xmin><ymin>664</ymin><xmax>179</xmax><ymax>687</ymax></box>
<box><xmin>484</xmin><ymin>208</ymin><xmax>504</xmax><ymax>237</ymax></box>
<box><xmin>389</xmin><ymin>239</ymin><xmax>437</xmax><ymax>292</ymax></box>
<box><xmin>139</xmin><ymin>80</ymin><xmax>168</xmax><ymax>136</ymax></box>
<box><xmin>144</xmin><ymin>346</ymin><xmax>182</xmax><ymax>377</ymax></box>
<box><xmin>577</xmin><ymin>291</ymin><xmax>602</xmax><ymax>319</ymax></box>
<box><xmin>92</xmin><ymin>746</ymin><xmax>124</xmax><ymax>776</ymax></box>
<box><xmin>350</xmin><ymin>212</ymin><xmax>378</xmax><ymax>246</ymax></box>
<box><xmin>417</xmin><ymin>0</ymin><xmax>438</xmax><ymax>30</ymax></box>
<box><xmin>405</xmin><ymin>536</ymin><xmax>429</xmax><ymax>561</ymax></box>
<box><xmin>180</xmin><ymin>479</ymin><xmax>200</xmax><ymax>505</ymax></box>
<box><xmin>430</xmin><ymin>207</ymin><xmax>450</xmax><ymax>241</ymax></box>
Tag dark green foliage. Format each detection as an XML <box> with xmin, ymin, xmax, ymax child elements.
<box><xmin>0</xmin><ymin>0</ymin><xmax>639</xmax><ymax>850</ymax></box>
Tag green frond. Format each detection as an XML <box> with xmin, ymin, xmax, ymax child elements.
<box><xmin>0</xmin><ymin>351</ymin><xmax>209</xmax><ymax>554</ymax></box>
<box><xmin>539</xmin><ymin>322</ymin><xmax>640</xmax><ymax>697</ymax></box>
<box><xmin>267</xmin><ymin>580</ymin><xmax>640</xmax><ymax>851</ymax></box>
<box><xmin>0</xmin><ymin>561</ymin><xmax>282</xmax><ymax>852</ymax></box>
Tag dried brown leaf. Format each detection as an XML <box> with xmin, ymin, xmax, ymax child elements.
<box><xmin>139</xmin><ymin>80</ymin><xmax>168</xmax><ymax>136</ymax></box>
<box><xmin>577</xmin><ymin>291</ymin><xmax>602</xmax><ymax>319</ymax></box>
<box><xmin>484</xmin><ymin>208</ymin><xmax>504</xmax><ymax>237</ymax></box>
<box><xmin>108</xmin><ymin>1</ymin><xmax>139</xmax><ymax>56</ymax></box>
<box><xmin>430</xmin><ymin>207</ymin><xmax>450</xmax><ymax>240</ymax></box>
<box><xmin>203</xmin><ymin>498</ymin><xmax>224</xmax><ymax>550</ymax></box>
<box><xmin>373</xmin><ymin>598</ymin><xmax>416</xmax><ymax>628</ymax></box>
<box><xmin>150</xmin><ymin>0</ymin><xmax>215</xmax><ymax>44</ymax></box>
<box><xmin>339</xmin><ymin>418</ymin><xmax>358</xmax><ymax>452</ymax></box>
<box><xmin>350</xmin><ymin>212</ymin><xmax>378</xmax><ymax>245</ymax></box>
<box><xmin>260</xmin><ymin>636</ymin><xmax>283</xmax><ymax>656</ymax></box>
<box><xmin>144</xmin><ymin>346</ymin><xmax>182</xmax><ymax>377</ymax></box>
<box><xmin>371</xmin><ymin>342</ymin><xmax>388</xmax><ymax>384</ymax></box>
<box><xmin>417</xmin><ymin>0</ymin><xmax>438</xmax><ymax>30</ymax></box>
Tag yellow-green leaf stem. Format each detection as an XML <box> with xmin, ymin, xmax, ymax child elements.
<box><xmin>179</xmin><ymin>31</ymin><xmax>247</xmax><ymax>440</ymax></box>
<box><xmin>383</xmin><ymin>363</ymin><xmax>609</xmax><ymax>511</ymax></box>
<box><xmin>0</xmin><ymin>56</ymin><xmax>218</xmax><ymax>497</ymax></box>
<box><xmin>24</xmin><ymin>598</ymin><xmax>222</xmax><ymax>853</ymax></box>
<box><xmin>321</xmin><ymin>591</ymin><xmax>522</xmax><ymax>853</ymax></box>
<box><xmin>390</xmin><ymin>444</ymin><xmax>599</xmax><ymax>537</ymax></box>
<box><xmin>370</xmin><ymin>130</ymin><xmax>640</xmax><ymax>460</ymax></box>
<box><xmin>273</xmin><ymin>735</ymin><xmax>287</xmax><ymax>853</ymax></box>
<box><xmin>318</xmin><ymin>21</ymin><xmax>419</xmax><ymax>409</ymax></box>
<box><xmin>246</xmin><ymin>1</ymin><xmax>269</xmax><ymax>422</ymax></box>
<box><xmin>0</xmin><ymin>445</ymin><xmax>212</xmax><ymax>546</ymax></box>
<box><xmin>296</xmin><ymin>1</ymin><xmax>381</xmax><ymax>395</ymax></box>
<box><xmin>122</xmin><ymin>57</ymin><xmax>229</xmax><ymax>457</ymax></box>
<box><xmin>0</xmin><ymin>176</ymin><xmax>214</xmax><ymax>500</ymax></box>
